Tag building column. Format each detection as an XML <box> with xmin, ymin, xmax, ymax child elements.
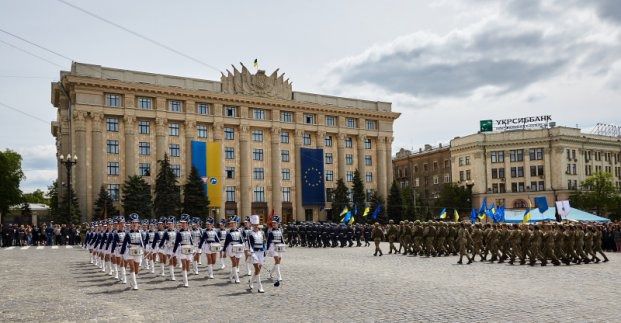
<box><xmin>91</xmin><ymin>113</ymin><xmax>104</xmax><ymax>221</ymax></box>
<box><xmin>357</xmin><ymin>134</ymin><xmax>366</xmax><ymax>174</ymax></box>
<box><xmin>386</xmin><ymin>136</ymin><xmax>394</xmax><ymax>189</ymax></box>
<box><xmin>155</xmin><ymin>117</ymin><xmax>167</xmax><ymax>171</ymax></box>
<box><xmin>184</xmin><ymin>120</ymin><xmax>196</xmax><ymax>173</ymax></box>
<box><xmin>212</xmin><ymin>122</ymin><xmax>225</xmax><ymax>220</ymax></box>
<box><xmin>294</xmin><ymin>129</ymin><xmax>304</xmax><ymax>221</ymax></box>
<box><xmin>124</xmin><ymin>116</ymin><xmax>137</xmax><ymax>177</ymax></box>
<box><xmin>270</xmin><ymin>128</ymin><xmax>282</xmax><ymax>216</ymax></box>
<box><xmin>239</xmin><ymin>125</ymin><xmax>251</xmax><ymax>217</ymax></box>
<box><xmin>74</xmin><ymin>111</ymin><xmax>88</xmax><ymax>222</ymax></box>
<box><xmin>544</xmin><ymin>147</ymin><xmax>552</xmax><ymax>190</ymax></box>
<box><xmin>337</xmin><ymin>133</ymin><xmax>346</xmax><ymax>181</ymax></box>
<box><xmin>377</xmin><ymin>136</ymin><xmax>387</xmax><ymax>199</ymax></box>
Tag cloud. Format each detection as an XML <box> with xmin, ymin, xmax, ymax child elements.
<box><xmin>323</xmin><ymin>0</ymin><xmax>621</xmax><ymax>104</ymax></box>
<box><xmin>13</xmin><ymin>144</ymin><xmax>56</xmax><ymax>192</ymax></box>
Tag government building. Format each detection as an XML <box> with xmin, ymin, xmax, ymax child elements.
<box><xmin>51</xmin><ymin>62</ymin><xmax>399</xmax><ymax>223</ymax></box>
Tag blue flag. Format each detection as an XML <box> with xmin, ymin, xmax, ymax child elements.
<box><xmin>342</xmin><ymin>210</ymin><xmax>352</xmax><ymax>223</ymax></box>
<box><xmin>470</xmin><ymin>208</ymin><xmax>478</xmax><ymax>223</ymax></box>
<box><xmin>534</xmin><ymin>196</ymin><xmax>548</xmax><ymax>214</ymax></box>
<box><xmin>300</xmin><ymin>148</ymin><xmax>325</xmax><ymax>206</ymax></box>
<box><xmin>371</xmin><ymin>205</ymin><xmax>382</xmax><ymax>220</ymax></box>
<box><xmin>479</xmin><ymin>197</ymin><xmax>488</xmax><ymax>216</ymax></box>
<box><xmin>497</xmin><ymin>206</ymin><xmax>505</xmax><ymax>222</ymax></box>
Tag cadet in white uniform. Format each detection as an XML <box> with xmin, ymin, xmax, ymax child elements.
<box><xmin>159</xmin><ymin>216</ymin><xmax>178</xmax><ymax>281</ymax></box>
<box><xmin>190</xmin><ymin>217</ymin><xmax>203</xmax><ymax>275</ymax></box>
<box><xmin>267</xmin><ymin>216</ymin><xmax>285</xmax><ymax>286</ymax></box>
<box><xmin>173</xmin><ymin>214</ymin><xmax>193</xmax><ymax>287</ymax></box>
<box><xmin>121</xmin><ymin>213</ymin><xmax>144</xmax><ymax>290</ymax></box>
<box><xmin>199</xmin><ymin>217</ymin><xmax>221</xmax><ymax>279</ymax></box>
<box><xmin>248</xmin><ymin>215</ymin><xmax>266</xmax><ymax>293</ymax></box>
<box><xmin>223</xmin><ymin>217</ymin><xmax>244</xmax><ymax>284</ymax></box>
<box><xmin>217</xmin><ymin>220</ymin><xmax>228</xmax><ymax>270</ymax></box>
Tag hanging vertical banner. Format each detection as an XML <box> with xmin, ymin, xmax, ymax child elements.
<box><xmin>300</xmin><ymin>147</ymin><xmax>325</xmax><ymax>206</ymax></box>
<box><xmin>191</xmin><ymin>141</ymin><xmax>222</xmax><ymax>208</ymax></box>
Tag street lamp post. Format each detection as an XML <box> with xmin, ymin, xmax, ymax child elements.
<box><xmin>59</xmin><ymin>153</ymin><xmax>78</xmax><ymax>223</ymax></box>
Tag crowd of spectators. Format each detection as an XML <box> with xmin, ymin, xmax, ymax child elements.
<box><xmin>0</xmin><ymin>222</ymin><xmax>83</xmax><ymax>247</ymax></box>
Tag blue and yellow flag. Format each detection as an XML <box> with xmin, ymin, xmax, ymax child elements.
<box><xmin>362</xmin><ymin>207</ymin><xmax>370</xmax><ymax>218</ymax></box>
<box><xmin>522</xmin><ymin>200</ymin><xmax>533</xmax><ymax>223</ymax></box>
<box><xmin>454</xmin><ymin>210</ymin><xmax>460</xmax><ymax>222</ymax></box>
<box><xmin>470</xmin><ymin>208</ymin><xmax>477</xmax><ymax>223</ymax></box>
<box><xmin>191</xmin><ymin>141</ymin><xmax>223</xmax><ymax>207</ymax></box>
<box><xmin>439</xmin><ymin>208</ymin><xmax>447</xmax><ymax>219</ymax></box>
<box><xmin>371</xmin><ymin>205</ymin><xmax>382</xmax><ymax>220</ymax></box>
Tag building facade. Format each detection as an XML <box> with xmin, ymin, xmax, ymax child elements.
<box><xmin>392</xmin><ymin>144</ymin><xmax>452</xmax><ymax>208</ymax></box>
<box><xmin>51</xmin><ymin>63</ymin><xmax>399</xmax><ymax>222</ymax></box>
<box><xmin>450</xmin><ymin>127</ymin><xmax>621</xmax><ymax>209</ymax></box>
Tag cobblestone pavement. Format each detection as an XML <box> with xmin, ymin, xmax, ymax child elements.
<box><xmin>1</xmin><ymin>244</ymin><xmax>620</xmax><ymax>322</ymax></box>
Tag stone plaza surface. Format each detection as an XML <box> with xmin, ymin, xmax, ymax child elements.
<box><xmin>0</xmin><ymin>244</ymin><xmax>619</xmax><ymax>322</ymax></box>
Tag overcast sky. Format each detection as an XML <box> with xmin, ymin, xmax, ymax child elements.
<box><xmin>1</xmin><ymin>0</ymin><xmax>620</xmax><ymax>193</ymax></box>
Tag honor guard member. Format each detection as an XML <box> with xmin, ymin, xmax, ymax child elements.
<box><xmin>144</xmin><ymin>219</ymin><xmax>157</xmax><ymax>274</ymax></box>
<box><xmin>154</xmin><ymin>217</ymin><xmax>167</xmax><ymax>276</ymax></box>
<box><xmin>217</xmin><ymin>220</ymin><xmax>228</xmax><ymax>270</ymax></box>
<box><xmin>105</xmin><ymin>219</ymin><xmax>117</xmax><ymax>276</ymax></box>
<box><xmin>223</xmin><ymin>217</ymin><xmax>244</xmax><ymax>284</ymax></box>
<box><xmin>198</xmin><ymin>217</ymin><xmax>221</xmax><ymax>279</ymax></box>
<box><xmin>241</xmin><ymin>217</ymin><xmax>254</xmax><ymax>277</ymax></box>
<box><xmin>173</xmin><ymin>214</ymin><xmax>193</xmax><ymax>287</ymax></box>
<box><xmin>190</xmin><ymin>217</ymin><xmax>203</xmax><ymax>275</ymax></box>
<box><xmin>247</xmin><ymin>215</ymin><xmax>266</xmax><ymax>293</ymax></box>
<box><xmin>267</xmin><ymin>216</ymin><xmax>285</xmax><ymax>286</ymax></box>
<box><xmin>140</xmin><ymin>220</ymin><xmax>149</xmax><ymax>269</ymax></box>
<box><xmin>121</xmin><ymin>214</ymin><xmax>144</xmax><ymax>290</ymax></box>
<box><xmin>159</xmin><ymin>216</ymin><xmax>179</xmax><ymax>281</ymax></box>
<box><xmin>112</xmin><ymin>217</ymin><xmax>128</xmax><ymax>283</ymax></box>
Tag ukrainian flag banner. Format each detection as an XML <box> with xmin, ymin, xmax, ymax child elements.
<box><xmin>191</xmin><ymin>141</ymin><xmax>223</xmax><ymax>207</ymax></box>
<box><xmin>439</xmin><ymin>208</ymin><xmax>447</xmax><ymax>219</ymax></box>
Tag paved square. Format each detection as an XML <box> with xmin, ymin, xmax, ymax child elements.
<box><xmin>1</xmin><ymin>244</ymin><xmax>619</xmax><ymax>322</ymax></box>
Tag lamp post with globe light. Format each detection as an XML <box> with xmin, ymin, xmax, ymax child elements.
<box><xmin>59</xmin><ymin>153</ymin><xmax>78</xmax><ymax>223</ymax></box>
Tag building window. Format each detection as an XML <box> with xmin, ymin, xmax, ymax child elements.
<box><xmin>169</xmin><ymin>123</ymin><xmax>180</xmax><ymax>136</ymax></box>
<box><xmin>105</xmin><ymin>93</ymin><xmax>121</xmax><ymax>107</ymax></box>
<box><xmin>466</xmin><ymin>170</ymin><xmax>471</xmax><ymax>180</ymax></box>
<box><xmin>346</xmin><ymin>171</ymin><xmax>354</xmax><ymax>182</ymax></box>
<box><xmin>138</xmin><ymin>121</ymin><xmax>150</xmax><ymax>134</ymax></box>
<box><xmin>510</xmin><ymin>166</ymin><xmax>524</xmax><ymax>178</ymax></box>
<box><xmin>324</xmin><ymin>136</ymin><xmax>333</xmax><ymax>147</ymax></box>
<box><xmin>280</xmin><ymin>111</ymin><xmax>293</xmax><ymax>123</ymax></box>
<box><xmin>444</xmin><ymin>160</ymin><xmax>450</xmax><ymax>168</ymax></box>
<box><xmin>107</xmin><ymin>184</ymin><xmax>120</xmax><ymax>201</ymax></box>
<box><xmin>225</xmin><ymin>166</ymin><xmax>235</xmax><ymax>179</ymax></box>
<box><xmin>491</xmin><ymin>168</ymin><xmax>505</xmax><ymax>179</ymax></box>
<box><xmin>252</xmin><ymin>130</ymin><xmax>264</xmax><ymax>142</ymax></box>
<box><xmin>225</xmin><ymin>147</ymin><xmax>235</xmax><ymax>160</ymax></box>
<box><xmin>282</xmin><ymin>168</ymin><xmax>291</xmax><ymax>180</ymax></box>
<box><xmin>281</xmin><ymin>150</ymin><xmax>290</xmax><ymax>162</ymax></box>
<box><xmin>433</xmin><ymin>161</ymin><xmax>438</xmax><ymax>171</ymax></box>
<box><xmin>529</xmin><ymin>148</ymin><xmax>544</xmax><ymax>161</ymax></box>
<box><xmin>433</xmin><ymin>175</ymin><xmax>439</xmax><ymax>185</ymax></box>
<box><xmin>282</xmin><ymin>187</ymin><xmax>291</xmax><ymax>202</ymax></box>
<box><xmin>364</xmin><ymin>138</ymin><xmax>372</xmax><ymax>149</ymax></box>
<box><xmin>106</xmin><ymin>118</ymin><xmax>119</xmax><ymax>132</ymax></box>
<box><xmin>365</xmin><ymin>155</ymin><xmax>372</xmax><ymax>166</ymax></box>
<box><xmin>509</xmin><ymin>149</ymin><xmax>524</xmax><ymax>162</ymax></box>
<box><xmin>511</xmin><ymin>182</ymin><xmax>526</xmax><ymax>192</ymax></box>
<box><xmin>444</xmin><ymin>173</ymin><xmax>450</xmax><ymax>183</ymax></box>
<box><xmin>225</xmin><ymin>106</ymin><xmax>237</xmax><ymax>117</ymax></box>
<box><xmin>106</xmin><ymin>140</ymin><xmax>119</xmax><ymax>154</ymax></box>
<box><xmin>465</xmin><ymin>156</ymin><xmax>470</xmax><ymax>165</ymax></box>
<box><xmin>345</xmin><ymin>137</ymin><xmax>353</xmax><ymax>148</ymax></box>
<box><xmin>423</xmin><ymin>163</ymin><xmax>428</xmax><ymax>172</ymax></box>
<box><xmin>253</xmin><ymin>187</ymin><xmax>265</xmax><ymax>202</ymax></box>
<box><xmin>326</xmin><ymin>188</ymin><xmax>334</xmax><ymax>202</ymax></box>
<box><xmin>171</xmin><ymin>164</ymin><xmax>181</xmax><ymax>178</ymax></box>
<box><xmin>168</xmin><ymin>100</ymin><xmax>183</xmax><ymax>112</ymax></box>
<box><xmin>325</xmin><ymin>153</ymin><xmax>333</xmax><ymax>164</ymax></box>
<box><xmin>253</xmin><ymin>168</ymin><xmax>265</xmax><ymax>180</ymax></box>
<box><xmin>326</xmin><ymin>115</ymin><xmax>336</xmax><ymax>127</ymax></box>
<box><xmin>303</xmin><ymin>133</ymin><xmax>311</xmax><ymax>146</ymax></box>
<box><xmin>414</xmin><ymin>178</ymin><xmax>420</xmax><ymax>187</ymax></box>
<box><xmin>346</xmin><ymin>118</ymin><xmax>356</xmax><ymax>128</ymax></box>
<box><xmin>366</xmin><ymin>120</ymin><xmax>377</xmax><ymax>130</ymax></box>
<box><xmin>530</xmin><ymin>165</ymin><xmax>544</xmax><ymax>177</ymax></box>
<box><xmin>345</xmin><ymin>154</ymin><xmax>353</xmax><ymax>165</ymax></box>
<box><xmin>197</xmin><ymin>125</ymin><xmax>208</xmax><ymax>138</ymax></box>
<box><xmin>224</xmin><ymin>127</ymin><xmax>235</xmax><ymax>140</ymax></box>
<box><xmin>365</xmin><ymin>172</ymin><xmax>373</xmax><ymax>182</ymax></box>
<box><xmin>280</xmin><ymin>132</ymin><xmax>289</xmax><ymax>144</ymax></box>
<box><xmin>105</xmin><ymin>161</ymin><xmax>119</xmax><ymax>176</ymax></box>
<box><xmin>253</xmin><ymin>108</ymin><xmax>266</xmax><ymax>120</ymax></box>
<box><xmin>530</xmin><ymin>181</ymin><xmax>545</xmax><ymax>192</ymax></box>
<box><xmin>325</xmin><ymin>170</ymin><xmax>334</xmax><ymax>181</ymax></box>
<box><xmin>139</xmin><ymin>142</ymin><xmax>150</xmax><ymax>155</ymax></box>
<box><xmin>139</xmin><ymin>163</ymin><xmax>151</xmax><ymax>177</ymax></box>
<box><xmin>459</xmin><ymin>171</ymin><xmax>464</xmax><ymax>182</ymax></box>
<box><xmin>253</xmin><ymin>149</ymin><xmax>263</xmax><ymax>161</ymax></box>
<box><xmin>491</xmin><ymin>151</ymin><xmax>505</xmax><ymax>163</ymax></box>
<box><xmin>226</xmin><ymin>186</ymin><xmax>236</xmax><ymax>202</ymax></box>
<box><xmin>169</xmin><ymin>144</ymin><xmax>180</xmax><ymax>157</ymax></box>
<box><xmin>304</xmin><ymin>113</ymin><xmax>316</xmax><ymax>125</ymax></box>
<box><xmin>138</xmin><ymin>97</ymin><xmax>152</xmax><ymax>109</ymax></box>
<box><xmin>197</xmin><ymin>103</ymin><xmax>209</xmax><ymax>115</ymax></box>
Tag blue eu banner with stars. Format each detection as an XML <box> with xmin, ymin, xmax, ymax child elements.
<box><xmin>301</xmin><ymin>147</ymin><xmax>325</xmax><ymax>206</ymax></box>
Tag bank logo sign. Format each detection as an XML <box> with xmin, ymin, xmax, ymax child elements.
<box><xmin>480</xmin><ymin>115</ymin><xmax>552</xmax><ymax>132</ymax></box>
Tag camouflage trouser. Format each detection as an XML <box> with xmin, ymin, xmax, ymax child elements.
<box><xmin>458</xmin><ymin>240</ymin><xmax>471</xmax><ymax>262</ymax></box>
<box><xmin>402</xmin><ymin>236</ymin><xmax>412</xmax><ymax>254</ymax></box>
<box><xmin>425</xmin><ymin>238</ymin><xmax>436</xmax><ymax>255</ymax></box>
<box><xmin>541</xmin><ymin>244</ymin><xmax>558</xmax><ymax>264</ymax></box>
<box><xmin>374</xmin><ymin>239</ymin><xmax>382</xmax><ymax>255</ymax></box>
<box><xmin>555</xmin><ymin>242</ymin><xmax>565</xmax><ymax>261</ymax></box>
<box><xmin>510</xmin><ymin>242</ymin><xmax>523</xmax><ymax>262</ymax></box>
<box><xmin>564</xmin><ymin>242</ymin><xmax>579</xmax><ymax>261</ymax></box>
<box><xmin>528</xmin><ymin>244</ymin><xmax>541</xmax><ymax>263</ymax></box>
<box><xmin>471</xmin><ymin>242</ymin><xmax>483</xmax><ymax>260</ymax></box>
<box><xmin>388</xmin><ymin>235</ymin><xmax>397</xmax><ymax>253</ymax></box>
<box><xmin>584</xmin><ymin>242</ymin><xmax>597</xmax><ymax>259</ymax></box>
<box><xmin>575</xmin><ymin>243</ymin><xmax>588</xmax><ymax>259</ymax></box>
<box><xmin>412</xmin><ymin>237</ymin><xmax>422</xmax><ymax>255</ymax></box>
<box><xmin>436</xmin><ymin>238</ymin><xmax>446</xmax><ymax>255</ymax></box>
<box><xmin>487</xmin><ymin>242</ymin><xmax>498</xmax><ymax>261</ymax></box>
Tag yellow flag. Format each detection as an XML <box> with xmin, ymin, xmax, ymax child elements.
<box><xmin>362</xmin><ymin>207</ymin><xmax>370</xmax><ymax>217</ymax></box>
<box><xmin>206</xmin><ymin>142</ymin><xmax>223</xmax><ymax>207</ymax></box>
<box><xmin>454</xmin><ymin>210</ymin><xmax>460</xmax><ymax>222</ymax></box>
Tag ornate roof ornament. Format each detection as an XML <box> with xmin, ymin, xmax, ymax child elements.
<box><xmin>221</xmin><ymin>63</ymin><xmax>292</xmax><ymax>100</ymax></box>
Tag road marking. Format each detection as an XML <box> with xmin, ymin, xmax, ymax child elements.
<box><xmin>4</xmin><ymin>246</ymin><xmax>15</xmax><ymax>250</ymax></box>
<box><xmin>66</xmin><ymin>245</ymin><xmax>73</xmax><ymax>249</ymax></box>
<box><xmin>51</xmin><ymin>246</ymin><xmax>59</xmax><ymax>249</ymax></box>
<box><xmin>36</xmin><ymin>246</ymin><xmax>44</xmax><ymax>250</ymax></box>
<box><xmin>20</xmin><ymin>246</ymin><xmax>30</xmax><ymax>250</ymax></box>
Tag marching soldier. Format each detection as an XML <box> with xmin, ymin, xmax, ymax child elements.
<box><xmin>371</xmin><ymin>222</ymin><xmax>384</xmax><ymax>256</ymax></box>
<box><xmin>387</xmin><ymin>220</ymin><xmax>398</xmax><ymax>254</ymax></box>
<box><xmin>457</xmin><ymin>222</ymin><xmax>473</xmax><ymax>265</ymax></box>
<box><xmin>173</xmin><ymin>215</ymin><xmax>193</xmax><ymax>287</ymax></box>
<box><xmin>248</xmin><ymin>215</ymin><xmax>266</xmax><ymax>293</ymax></box>
<box><xmin>120</xmin><ymin>214</ymin><xmax>144</xmax><ymax>290</ymax></box>
<box><xmin>199</xmin><ymin>217</ymin><xmax>221</xmax><ymax>279</ymax></box>
<box><xmin>267</xmin><ymin>216</ymin><xmax>285</xmax><ymax>285</ymax></box>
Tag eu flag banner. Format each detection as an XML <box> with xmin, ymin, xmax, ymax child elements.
<box><xmin>300</xmin><ymin>148</ymin><xmax>325</xmax><ymax>206</ymax></box>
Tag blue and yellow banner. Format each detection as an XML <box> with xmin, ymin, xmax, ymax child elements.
<box><xmin>191</xmin><ymin>141</ymin><xmax>222</xmax><ymax>207</ymax></box>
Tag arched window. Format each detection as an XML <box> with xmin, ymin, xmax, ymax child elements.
<box><xmin>513</xmin><ymin>199</ymin><xmax>527</xmax><ymax>209</ymax></box>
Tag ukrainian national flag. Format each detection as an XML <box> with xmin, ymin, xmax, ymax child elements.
<box><xmin>439</xmin><ymin>208</ymin><xmax>447</xmax><ymax>219</ymax></box>
<box><xmin>522</xmin><ymin>200</ymin><xmax>533</xmax><ymax>223</ymax></box>
<box><xmin>454</xmin><ymin>210</ymin><xmax>460</xmax><ymax>222</ymax></box>
<box><xmin>362</xmin><ymin>207</ymin><xmax>370</xmax><ymax>218</ymax></box>
<box><xmin>191</xmin><ymin>141</ymin><xmax>223</xmax><ymax>207</ymax></box>
<box><xmin>470</xmin><ymin>208</ymin><xmax>477</xmax><ymax>223</ymax></box>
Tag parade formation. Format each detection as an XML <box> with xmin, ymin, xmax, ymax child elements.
<box><xmin>84</xmin><ymin>214</ymin><xmax>286</xmax><ymax>292</ymax></box>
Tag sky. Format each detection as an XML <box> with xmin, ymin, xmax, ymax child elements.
<box><xmin>1</xmin><ymin>0</ymin><xmax>620</xmax><ymax>193</ymax></box>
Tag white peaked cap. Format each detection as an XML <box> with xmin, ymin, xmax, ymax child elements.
<box><xmin>250</xmin><ymin>215</ymin><xmax>260</xmax><ymax>225</ymax></box>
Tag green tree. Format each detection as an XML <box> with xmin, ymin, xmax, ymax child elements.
<box><xmin>436</xmin><ymin>183</ymin><xmax>472</xmax><ymax>216</ymax></box>
<box><xmin>153</xmin><ymin>154</ymin><xmax>180</xmax><ymax>216</ymax></box>
<box><xmin>182</xmin><ymin>166</ymin><xmax>210</xmax><ymax>218</ymax></box>
<box><xmin>351</xmin><ymin>169</ymin><xmax>366</xmax><ymax>221</ymax></box>
<box><xmin>59</xmin><ymin>186</ymin><xmax>80</xmax><ymax>224</ymax></box>
<box><xmin>387</xmin><ymin>181</ymin><xmax>403</xmax><ymax>222</ymax></box>
<box><xmin>23</xmin><ymin>189</ymin><xmax>49</xmax><ymax>205</ymax></box>
<box><xmin>570</xmin><ymin>172</ymin><xmax>619</xmax><ymax>216</ymax></box>
<box><xmin>0</xmin><ymin>149</ymin><xmax>24</xmax><ymax>224</ymax></box>
<box><xmin>331</xmin><ymin>178</ymin><xmax>350</xmax><ymax>222</ymax></box>
<box><xmin>122</xmin><ymin>175</ymin><xmax>153</xmax><ymax>218</ymax></box>
<box><xmin>21</xmin><ymin>201</ymin><xmax>33</xmax><ymax>221</ymax></box>
<box><xmin>47</xmin><ymin>181</ymin><xmax>60</xmax><ymax>221</ymax></box>
<box><xmin>94</xmin><ymin>185</ymin><xmax>118</xmax><ymax>220</ymax></box>
<box><xmin>401</xmin><ymin>185</ymin><xmax>415</xmax><ymax>221</ymax></box>
<box><xmin>368</xmin><ymin>190</ymin><xmax>386</xmax><ymax>223</ymax></box>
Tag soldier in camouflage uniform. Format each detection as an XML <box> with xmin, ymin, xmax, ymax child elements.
<box><xmin>397</xmin><ymin>221</ymin><xmax>405</xmax><ymax>254</ymax></box>
<box><xmin>485</xmin><ymin>224</ymin><xmax>499</xmax><ymax>262</ymax></box>
<box><xmin>401</xmin><ymin>221</ymin><xmax>413</xmax><ymax>255</ymax></box>
<box><xmin>528</xmin><ymin>225</ymin><xmax>542</xmax><ymax>266</ymax></box>
<box><xmin>435</xmin><ymin>222</ymin><xmax>448</xmax><ymax>256</ymax></box>
<box><xmin>498</xmin><ymin>224</ymin><xmax>511</xmax><ymax>263</ymax></box>
<box><xmin>564</xmin><ymin>225</ymin><xmax>580</xmax><ymax>264</ymax></box>
<box><xmin>541</xmin><ymin>223</ymin><xmax>560</xmax><ymax>266</ymax></box>
<box><xmin>447</xmin><ymin>223</ymin><xmax>458</xmax><ymax>255</ymax></box>
<box><xmin>371</xmin><ymin>223</ymin><xmax>384</xmax><ymax>256</ymax></box>
<box><xmin>457</xmin><ymin>222</ymin><xmax>473</xmax><ymax>265</ymax></box>
<box><xmin>520</xmin><ymin>224</ymin><xmax>531</xmax><ymax>265</ymax></box>
<box><xmin>424</xmin><ymin>221</ymin><xmax>437</xmax><ymax>257</ymax></box>
<box><xmin>387</xmin><ymin>220</ymin><xmax>399</xmax><ymax>254</ymax></box>
<box><xmin>470</xmin><ymin>223</ymin><xmax>484</xmax><ymax>261</ymax></box>
<box><xmin>592</xmin><ymin>225</ymin><xmax>609</xmax><ymax>262</ymax></box>
<box><xmin>411</xmin><ymin>220</ymin><xmax>423</xmax><ymax>256</ymax></box>
<box><xmin>575</xmin><ymin>224</ymin><xmax>589</xmax><ymax>263</ymax></box>
<box><xmin>583</xmin><ymin>225</ymin><xmax>599</xmax><ymax>263</ymax></box>
<box><xmin>507</xmin><ymin>224</ymin><xmax>522</xmax><ymax>265</ymax></box>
